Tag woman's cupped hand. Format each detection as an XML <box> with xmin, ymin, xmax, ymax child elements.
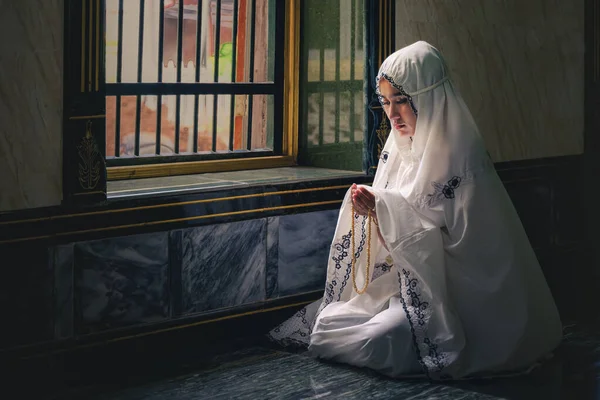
<box><xmin>351</xmin><ymin>184</ymin><xmax>376</xmax><ymax>216</ymax></box>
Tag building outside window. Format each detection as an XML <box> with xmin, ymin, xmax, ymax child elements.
<box><xmin>103</xmin><ymin>0</ymin><xmax>365</xmax><ymax>177</ymax></box>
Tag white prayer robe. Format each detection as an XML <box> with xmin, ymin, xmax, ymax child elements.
<box><xmin>269</xmin><ymin>41</ymin><xmax>562</xmax><ymax>380</ymax></box>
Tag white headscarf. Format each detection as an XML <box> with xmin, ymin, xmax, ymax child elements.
<box><xmin>373</xmin><ymin>41</ymin><xmax>491</xmax><ymax>215</ymax></box>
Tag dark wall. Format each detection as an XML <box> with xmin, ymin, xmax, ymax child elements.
<box><xmin>0</xmin><ymin>156</ymin><xmax>590</xmax><ymax>358</ymax></box>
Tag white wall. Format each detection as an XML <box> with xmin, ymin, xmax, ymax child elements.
<box><xmin>395</xmin><ymin>0</ymin><xmax>584</xmax><ymax>162</ymax></box>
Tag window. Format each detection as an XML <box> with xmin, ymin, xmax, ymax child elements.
<box><xmin>62</xmin><ymin>0</ymin><xmax>382</xmax><ymax>202</ymax></box>
<box><xmin>298</xmin><ymin>0</ymin><xmax>365</xmax><ymax>171</ymax></box>
<box><xmin>97</xmin><ymin>0</ymin><xmax>366</xmax><ymax>181</ymax></box>
<box><xmin>104</xmin><ymin>0</ymin><xmax>294</xmax><ymax>179</ymax></box>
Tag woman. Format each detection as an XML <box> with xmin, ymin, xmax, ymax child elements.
<box><xmin>269</xmin><ymin>41</ymin><xmax>562</xmax><ymax>380</ymax></box>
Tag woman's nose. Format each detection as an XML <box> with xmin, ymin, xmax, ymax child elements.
<box><xmin>387</xmin><ymin>106</ymin><xmax>400</xmax><ymax>120</ymax></box>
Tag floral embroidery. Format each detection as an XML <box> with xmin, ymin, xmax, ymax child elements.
<box><xmin>291</xmin><ymin>329</ymin><xmax>308</xmax><ymax>339</ymax></box>
<box><xmin>378</xmin><ymin>262</ymin><xmax>392</xmax><ymax>273</ymax></box>
<box><xmin>423</xmin><ymin>338</ymin><xmax>446</xmax><ymax>373</ymax></box>
<box><xmin>380</xmin><ymin>151</ymin><xmax>390</xmax><ymax>164</ymax></box>
<box><xmin>324</xmin><ymin>215</ymin><xmax>367</xmax><ymax>310</ymax></box>
<box><xmin>426</xmin><ymin>175</ymin><xmax>465</xmax><ymax>205</ymax></box>
<box><xmin>372</xmin><ymin>260</ymin><xmax>393</xmax><ymax>281</ymax></box>
<box><xmin>297</xmin><ymin>307</ymin><xmax>308</xmax><ymax>325</ymax></box>
<box><xmin>397</xmin><ymin>268</ymin><xmax>448</xmax><ymax>378</ymax></box>
<box><xmin>332</xmin><ymin>231</ymin><xmax>351</xmax><ymax>270</ymax></box>
<box><xmin>327</xmin><ymin>231</ymin><xmax>350</xmax><ymax>306</ymax></box>
<box><xmin>397</xmin><ymin>270</ymin><xmax>426</xmax><ymax>374</ymax></box>
<box><xmin>338</xmin><ymin>263</ymin><xmax>352</xmax><ymax>302</ymax></box>
<box><xmin>269</xmin><ymin>307</ymin><xmax>312</xmax><ymax>348</ymax></box>
<box><xmin>376</xmin><ymin>72</ymin><xmax>418</xmax><ymax>116</ymax></box>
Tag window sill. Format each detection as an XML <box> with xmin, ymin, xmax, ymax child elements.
<box><xmin>106</xmin><ymin>166</ymin><xmax>366</xmax><ymax>200</ymax></box>
<box><xmin>1</xmin><ymin>166</ymin><xmax>372</xmax><ymax>245</ymax></box>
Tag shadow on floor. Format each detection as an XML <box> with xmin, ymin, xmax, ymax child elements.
<box><xmin>28</xmin><ymin>325</ymin><xmax>599</xmax><ymax>400</ymax></box>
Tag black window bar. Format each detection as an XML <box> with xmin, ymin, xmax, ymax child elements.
<box><xmin>114</xmin><ymin>0</ymin><xmax>125</xmax><ymax>158</ymax></box>
<box><xmin>106</xmin><ymin>0</ymin><xmax>285</xmax><ymax>167</ymax></box>
<box><xmin>156</xmin><ymin>0</ymin><xmax>165</xmax><ymax>155</ymax></box>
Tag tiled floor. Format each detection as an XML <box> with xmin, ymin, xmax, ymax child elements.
<box><xmin>45</xmin><ymin>324</ymin><xmax>600</xmax><ymax>399</ymax></box>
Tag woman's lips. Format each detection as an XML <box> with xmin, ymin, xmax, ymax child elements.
<box><xmin>394</xmin><ymin>123</ymin><xmax>406</xmax><ymax>130</ymax></box>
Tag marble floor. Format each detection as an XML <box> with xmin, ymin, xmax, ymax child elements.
<box><xmin>40</xmin><ymin>324</ymin><xmax>600</xmax><ymax>400</ymax></box>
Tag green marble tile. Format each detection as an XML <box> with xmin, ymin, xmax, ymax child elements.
<box><xmin>108</xmin><ymin>181</ymin><xmax>244</xmax><ymax>199</ymax></box>
<box><xmin>107</xmin><ymin>167</ymin><xmax>364</xmax><ymax>199</ymax></box>
<box><xmin>108</xmin><ymin>174</ymin><xmax>227</xmax><ymax>193</ymax></box>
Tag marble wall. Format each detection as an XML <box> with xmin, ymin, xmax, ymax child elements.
<box><xmin>394</xmin><ymin>0</ymin><xmax>584</xmax><ymax>162</ymax></box>
<box><xmin>25</xmin><ymin>209</ymin><xmax>338</xmax><ymax>344</ymax></box>
<box><xmin>0</xmin><ymin>0</ymin><xmax>63</xmax><ymax>212</ymax></box>
<box><xmin>275</xmin><ymin>210</ymin><xmax>339</xmax><ymax>297</ymax></box>
<box><xmin>74</xmin><ymin>232</ymin><xmax>170</xmax><ymax>334</ymax></box>
<box><xmin>181</xmin><ymin>220</ymin><xmax>267</xmax><ymax>314</ymax></box>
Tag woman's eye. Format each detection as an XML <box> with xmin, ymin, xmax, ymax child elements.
<box><xmin>395</xmin><ymin>97</ymin><xmax>408</xmax><ymax>105</ymax></box>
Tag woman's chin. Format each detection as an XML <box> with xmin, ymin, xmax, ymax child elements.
<box><xmin>396</xmin><ymin>129</ymin><xmax>413</xmax><ymax>137</ymax></box>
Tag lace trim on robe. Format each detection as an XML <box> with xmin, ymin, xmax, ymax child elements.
<box><xmin>315</xmin><ymin>214</ymin><xmax>368</xmax><ymax>325</ymax></box>
<box><xmin>397</xmin><ymin>268</ymin><xmax>452</xmax><ymax>379</ymax></box>
<box><xmin>376</xmin><ymin>72</ymin><xmax>418</xmax><ymax>116</ymax></box>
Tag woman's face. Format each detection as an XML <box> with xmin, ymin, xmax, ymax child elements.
<box><xmin>378</xmin><ymin>79</ymin><xmax>417</xmax><ymax>137</ymax></box>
